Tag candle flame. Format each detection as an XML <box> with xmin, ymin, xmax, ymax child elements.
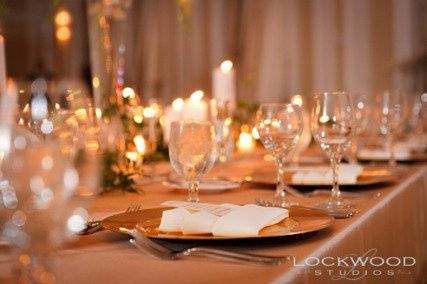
<box><xmin>291</xmin><ymin>94</ymin><xmax>303</xmax><ymax>107</ymax></box>
<box><xmin>95</xmin><ymin>108</ymin><xmax>102</xmax><ymax>119</ymax></box>
<box><xmin>190</xmin><ymin>90</ymin><xmax>204</xmax><ymax>102</ymax></box>
<box><xmin>133</xmin><ymin>135</ymin><xmax>146</xmax><ymax>154</ymax></box>
<box><xmin>172</xmin><ymin>98</ymin><xmax>184</xmax><ymax>111</ymax></box>
<box><xmin>143</xmin><ymin>107</ymin><xmax>155</xmax><ymax>118</ymax></box>
<box><xmin>133</xmin><ymin>114</ymin><xmax>143</xmax><ymax>124</ymax></box>
<box><xmin>122</xmin><ymin>87</ymin><xmax>135</xmax><ymax>99</ymax></box>
<box><xmin>237</xmin><ymin>132</ymin><xmax>255</xmax><ymax>153</ymax></box>
<box><xmin>126</xmin><ymin>151</ymin><xmax>139</xmax><ymax>162</ymax></box>
<box><xmin>220</xmin><ymin>60</ymin><xmax>233</xmax><ymax>73</ymax></box>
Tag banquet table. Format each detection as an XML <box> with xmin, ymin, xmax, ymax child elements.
<box><xmin>1</xmin><ymin>153</ymin><xmax>426</xmax><ymax>284</ymax></box>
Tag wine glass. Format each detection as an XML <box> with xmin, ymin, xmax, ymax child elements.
<box><xmin>168</xmin><ymin>121</ymin><xmax>216</xmax><ymax>202</ymax></box>
<box><xmin>310</xmin><ymin>92</ymin><xmax>354</xmax><ymax>216</ymax></box>
<box><xmin>290</xmin><ymin>107</ymin><xmax>311</xmax><ymax>166</ymax></box>
<box><xmin>377</xmin><ymin>91</ymin><xmax>406</xmax><ymax>166</ymax></box>
<box><xmin>255</xmin><ymin>104</ymin><xmax>303</xmax><ymax>207</ymax></box>
<box><xmin>346</xmin><ymin>93</ymin><xmax>370</xmax><ymax>163</ymax></box>
<box><xmin>210</xmin><ymin>99</ymin><xmax>233</xmax><ymax>163</ymax></box>
<box><xmin>1</xmin><ymin>107</ymin><xmax>101</xmax><ymax>282</ymax></box>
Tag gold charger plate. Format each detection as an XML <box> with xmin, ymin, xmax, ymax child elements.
<box><xmin>135</xmin><ymin>206</ymin><xmax>334</xmax><ymax>241</ymax></box>
<box><xmin>250</xmin><ymin>166</ymin><xmax>395</xmax><ymax>187</ymax></box>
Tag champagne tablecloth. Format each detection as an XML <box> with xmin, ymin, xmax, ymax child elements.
<box><xmin>1</xmin><ymin>155</ymin><xmax>426</xmax><ymax>283</ymax></box>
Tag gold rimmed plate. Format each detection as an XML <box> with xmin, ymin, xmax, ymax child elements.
<box><xmin>135</xmin><ymin>206</ymin><xmax>334</xmax><ymax>241</ymax></box>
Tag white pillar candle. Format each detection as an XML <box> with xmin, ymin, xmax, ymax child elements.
<box><xmin>163</xmin><ymin>98</ymin><xmax>184</xmax><ymax>143</ymax></box>
<box><xmin>183</xmin><ymin>90</ymin><xmax>208</xmax><ymax>121</ymax></box>
<box><xmin>212</xmin><ymin>60</ymin><xmax>236</xmax><ymax>109</ymax></box>
<box><xmin>0</xmin><ymin>80</ymin><xmax>18</xmax><ymax>154</ymax></box>
<box><xmin>0</xmin><ymin>80</ymin><xmax>18</xmax><ymax>124</ymax></box>
<box><xmin>237</xmin><ymin>131</ymin><xmax>255</xmax><ymax>153</ymax></box>
<box><xmin>143</xmin><ymin>106</ymin><xmax>157</xmax><ymax>145</ymax></box>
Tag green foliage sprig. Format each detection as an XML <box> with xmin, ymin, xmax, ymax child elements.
<box><xmin>100</xmin><ymin>150</ymin><xmax>139</xmax><ymax>194</ymax></box>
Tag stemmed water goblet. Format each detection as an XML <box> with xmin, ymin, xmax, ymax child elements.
<box><xmin>289</xmin><ymin>95</ymin><xmax>312</xmax><ymax>166</ymax></box>
<box><xmin>255</xmin><ymin>104</ymin><xmax>303</xmax><ymax>207</ymax></box>
<box><xmin>168</xmin><ymin>121</ymin><xmax>216</xmax><ymax>202</ymax></box>
<box><xmin>310</xmin><ymin>92</ymin><xmax>354</xmax><ymax>217</ymax></box>
<box><xmin>377</xmin><ymin>91</ymin><xmax>406</xmax><ymax>166</ymax></box>
<box><xmin>210</xmin><ymin>100</ymin><xmax>233</xmax><ymax>163</ymax></box>
<box><xmin>346</xmin><ymin>93</ymin><xmax>369</xmax><ymax>163</ymax></box>
<box><xmin>1</xmin><ymin>104</ymin><xmax>101</xmax><ymax>283</ymax></box>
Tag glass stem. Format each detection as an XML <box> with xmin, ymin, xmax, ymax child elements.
<box><xmin>275</xmin><ymin>158</ymin><xmax>286</xmax><ymax>199</ymax></box>
<box><xmin>219</xmin><ymin>142</ymin><xmax>227</xmax><ymax>163</ymax></box>
<box><xmin>348</xmin><ymin>139</ymin><xmax>358</xmax><ymax>164</ymax></box>
<box><xmin>330</xmin><ymin>155</ymin><xmax>341</xmax><ymax>205</ymax></box>
<box><xmin>387</xmin><ymin>130</ymin><xmax>396</xmax><ymax>167</ymax></box>
<box><xmin>187</xmin><ymin>181</ymin><xmax>200</xmax><ymax>203</ymax></box>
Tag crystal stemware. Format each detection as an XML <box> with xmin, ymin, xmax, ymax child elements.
<box><xmin>310</xmin><ymin>92</ymin><xmax>354</xmax><ymax>216</ymax></box>
<box><xmin>290</xmin><ymin>108</ymin><xmax>311</xmax><ymax>166</ymax></box>
<box><xmin>377</xmin><ymin>91</ymin><xmax>406</xmax><ymax>166</ymax></box>
<box><xmin>346</xmin><ymin>93</ymin><xmax>369</xmax><ymax>163</ymax></box>
<box><xmin>1</xmin><ymin>105</ymin><xmax>101</xmax><ymax>282</ymax></box>
<box><xmin>168</xmin><ymin>121</ymin><xmax>216</xmax><ymax>202</ymax></box>
<box><xmin>210</xmin><ymin>100</ymin><xmax>233</xmax><ymax>163</ymax></box>
<box><xmin>255</xmin><ymin>103</ymin><xmax>303</xmax><ymax>207</ymax></box>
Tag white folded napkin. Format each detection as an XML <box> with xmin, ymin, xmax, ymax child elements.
<box><xmin>158</xmin><ymin>201</ymin><xmax>288</xmax><ymax>237</ymax></box>
<box><xmin>291</xmin><ymin>164</ymin><xmax>363</xmax><ymax>185</ymax></box>
<box><xmin>358</xmin><ymin>145</ymin><xmax>411</xmax><ymax>160</ymax></box>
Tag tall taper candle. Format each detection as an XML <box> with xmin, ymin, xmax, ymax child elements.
<box><xmin>0</xmin><ymin>80</ymin><xmax>18</xmax><ymax>154</ymax></box>
<box><xmin>212</xmin><ymin>60</ymin><xmax>236</xmax><ymax>109</ymax></box>
<box><xmin>0</xmin><ymin>36</ymin><xmax>7</xmax><ymax>98</ymax></box>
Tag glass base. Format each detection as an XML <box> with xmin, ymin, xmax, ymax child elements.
<box><xmin>315</xmin><ymin>199</ymin><xmax>354</xmax><ymax>218</ymax></box>
<box><xmin>256</xmin><ymin>197</ymin><xmax>298</xmax><ymax>208</ymax></box>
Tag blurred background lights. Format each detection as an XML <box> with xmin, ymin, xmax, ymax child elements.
<box><xmin>56</xmin><ymin>26</ymin><xmax>72</xmax><ymax>42</ymax></box>
<box><xmin>40</xmin><ymin>119</ymin><xmax>54</xmax><ymax>134</ymax></box>
<box><xmin>172</xmin><ymin>98</ymin><xmax>184</xmax><ymax>111</ymax></box>
<box><xmin>64</xmin><ymin>167</ymin><xmax>79</xmax><ymax>191</ymax></box>
<box><xmin>122</xmin><ymin>87</ymin><xmax>135</xmax><ymax>98</ymax></box>
<box><xmin>190</xmin><ymin>90</ymin><xmax>204</xmax><ymax>101</ymax></box>
<box><xmin>30</xmin><ymin>95</ymin><xmax>48</xmax><ymax>121</ymax></box>
<box><xmin>291</xmin><ymin>94</ymin><xmax>303</xmax><ymax>107</ymax></box>
<box><xmin>67</xmin><ymin>213</ymin><xmax>86</xmax><ymax>233</ymax></box>
<box><xmin>41</xmin><ymin>155</ymin><xmax>54</xmax><ymax>171</ymax></box>
<box><xmin>55</xmin><ymin>9</ymin><xmax>72</xmax><ymax>26</ymax></box>
<box><xmin>55</xmin><ymin>8</ymin><xmax>72</xmax><ymax>44</ymax></box>
<box><xmin>220</xmin><ymin>60</ymin><xmax>233</xmax><ymax>73</ymax></box>
<box><xmin>143</xmin><ymin>107</ymin><xmax>155</xmax><ymax>118</ymax></box>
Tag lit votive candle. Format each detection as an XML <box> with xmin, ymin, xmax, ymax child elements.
<box><xmin>126</xmin><ymin>151</ymin><xmax>139</xmax><ymax>172</ymax></box>
<box><xmin>133</xmin><ymin>135</ymin><xmax>146</xmax><ymax>155</ymax></box>
<box><xmin>237</xmin><ymin>132</ymin><xmax>255</xmax><ymax>153</ymax></box>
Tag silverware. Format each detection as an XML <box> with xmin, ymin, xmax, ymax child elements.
<box><xmin>78</xmin><ymin>205</ymin><xmax>144</xmax><ymax>235</ymax></box>
<box><xmin>125</xmin><ymin>205</ymin><xmax>289</xmax><ymax>266</ymax></box>
<box><xmin>305</xmin><ymin>189</ymin><xmax>381</xmax><ymax>199</ymax></box>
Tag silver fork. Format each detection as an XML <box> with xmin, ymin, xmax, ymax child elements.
<box><xmin>125</xmin><ymin>204</ymin><xmax>290</xmax><ymax>266</ymax></box>
<box><xmin>78</xmin><ymin>204</ymin><xmax>144</xmax><ymax>235</ymax></box>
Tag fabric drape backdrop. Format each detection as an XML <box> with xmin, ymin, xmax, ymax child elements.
<box><xmin>3</xmin><ymin>0</ymin><xmax>427</xmax><ymax>103</ymax></box>
<box><xmin>116</xmin><ymin>0</ymin><xmax>426</xmax><ymax>104</ymax></box>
